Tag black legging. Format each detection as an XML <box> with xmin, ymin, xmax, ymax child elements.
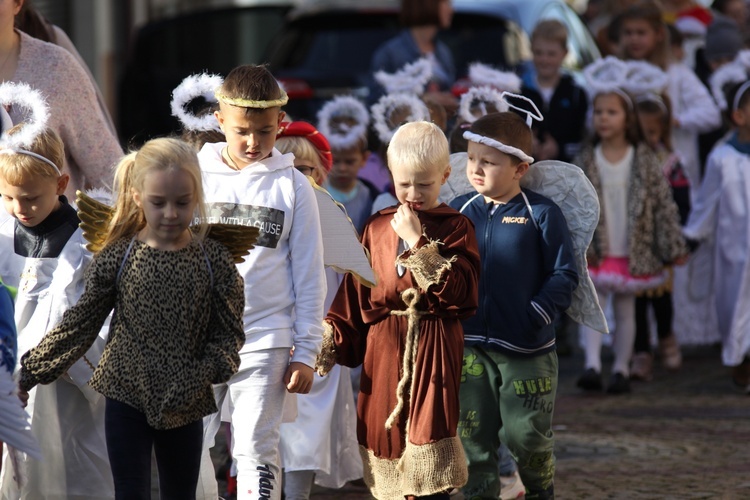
<box><xmin>105</xmin><ymin>398</ymin><xmax>203</xmax><ymax>500</ymax></box>
<box><xmin>634</xmin><ymin>292</ymin><xmax>673</xmax><ymax>354</ymax></box>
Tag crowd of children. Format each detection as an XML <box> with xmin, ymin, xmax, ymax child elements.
<box><xmin>1</xmin><ymin>0</ymin><xmax>750</xmax><ymax>499</ymax></box>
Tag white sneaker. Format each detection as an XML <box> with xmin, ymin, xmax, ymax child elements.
<box><xmin>499</xmin><ymin>470</ymin><xmax>526</xmax><ymax>499</ymax></box>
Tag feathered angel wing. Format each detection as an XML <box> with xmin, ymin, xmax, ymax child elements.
<box><xmin>201</xmin><ymin>224</ymin><xmax>260</xmax><ymax>264</ymax></box>
<box><xmin>520</xmin><ymin>160</ymin><xmax>609</xmax><ymax>334</ymax></box>
<box><xmin>308</xmin><ymin>177</ymin><xmax>377</xmax><ymax>288</ymax></box>
<box><xmin>75</xmin><ymin>189</ymin><xmax>115</xmax><ymax>253</ymax></box>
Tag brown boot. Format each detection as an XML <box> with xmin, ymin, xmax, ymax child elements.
<box><xmin>659</xmin><ymin>334</ymin><xmax>682</xmax><ymax>371</ymax></box>
<box><xmin>630</xmin><ymin>352</ymin><xmax>654</xmax><ymax>381</ymax></box>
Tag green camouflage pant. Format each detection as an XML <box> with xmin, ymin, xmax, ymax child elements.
<box><xmin>458</xmin><ymin>346</ymin><xmax>558</xmax><ymax>499</ymax></box>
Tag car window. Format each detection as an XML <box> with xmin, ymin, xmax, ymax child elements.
<box><xmin>118</xmin><ymin>7</ymin><xmax>289</xmax><ymax>145</ymax></box>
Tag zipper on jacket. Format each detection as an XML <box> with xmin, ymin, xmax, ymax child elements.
<box><xmin>482</xmin><ymin>206</ymin><xmax>494</xmax><ymax>343</ymax></box>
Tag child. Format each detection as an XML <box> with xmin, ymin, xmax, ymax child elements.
<box><xmin>16</xmin><ymin>136</ymin><xmax>246</xmax><ymax>498</ymax></box>
<box><xmin>618</xmin><ymin>0</ymin><xmax>721</xmax><ymax>193</ymax></box>
<box><xmin>195</xmin><ymin>64</ymin><xmax>326</xmax><ymax>500</ymax></box>
<box><xmin>522</xmin><ymin>19</ymin><xmax>589</xmax><ymax>163</ymax></box>
<box><xmin>316</xmin><ymin>96</ymin><xmax>377</xmax><ymax>234</ymax></box>
<box><xmin>275</xmin><ymin>121</ymin><xmax>363</xmax><ymax>499</ymax></box>
<box><xmin>0</xmin><ymin>114</ymin><xmax>114</xmax><ymax>497</ymax></box>
<box><xmin>316</xmin><ymin>121</ymin><xmax>480</xmax><ymax>500</ymax></box>
<box><xmin>685</xmin><ymin>76</ymin><xmax>750</xmax><ymax>392</ymax></box>
<box><xmin>631</xmin><ymin>93</ymin><xmax>691</xmax><ymax>380</ymax></box>
<box><xmin>451</xmin><ymin>111</ymin><xmax>578</xmax><ymax>500</ymax></box>
<box><xmin>575</xmin><ymin>59</ymin><xmax>687</xmax><ymax>394</ymax></box>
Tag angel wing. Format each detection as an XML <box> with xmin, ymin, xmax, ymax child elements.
<box><xmin>308</xmin><ymin>177</ymin><xmax>377</xmax><ymax>288</ymax></box>
<box><xmin>76</xmin><ymin>190</ymin><xmax>260</xmax><ymax>263</ymax></box>
<box><xmin>520</xmin><ymin>160</ymin><xmax>609</xmax><ymax>334</ymax></box>
<box><xmin>201</xmin><ymin>224</ymin><xmax>260</xmax><ymax>264</ymax></box>
<box><xmin>75</xmin><ymin>189</ymin><xmax>114</xmax><ymax>253</ymax></box>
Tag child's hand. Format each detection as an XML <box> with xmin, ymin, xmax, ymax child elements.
<box><xmin>284</xmin><ymin>362</ymin><xmax>313</xmax><ymax>394</ymax></box>
<box><xmin>17</xmin><ymin>389</ymin><xmax>29</xmax><ymax>408</ymax></box>
<box><xmin>390</xmin><ymin>204</ymin><xmax>422</xmax><ymax>248</ymax></box>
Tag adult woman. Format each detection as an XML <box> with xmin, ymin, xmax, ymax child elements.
<box><xmin>369</xmin><ymin>0</ymin><xmax>457</xmax><ymax>110</ymax></box>
<box><xmin>0</xmin><ymin>0</ymin><xmax>122</xmax><ymax>197</ymax></box>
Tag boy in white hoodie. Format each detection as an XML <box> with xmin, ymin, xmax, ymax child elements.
<box><xmin>194</xmin><ymin>65</ymin><xmax>326</xmax><ymax>500</ymax></box>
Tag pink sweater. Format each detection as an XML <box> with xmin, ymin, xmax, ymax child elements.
<box><xmin>11</xmin><ymin>30</ymin><xmax>123</xmax><ymax>197</ymax></box>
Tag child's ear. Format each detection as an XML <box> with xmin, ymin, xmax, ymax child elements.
<box><xmin>214</xmin><ymin>110</ymin><xmax>224</xmax><ymax>131</ymax></box>
<box><xmin>55</xmin><ymin>174</ymin><xmax>70</xmax><ymax>195</ymax></box>
<box><xmin>732</xmin><ymin>108</ymin><xmax>746</xmax><ymax>128</ymax></box>
<box><xmin>514</xmin><ymin>162</ymin><xmax>530</xmax><ymax>179</ymax></box>
<box><xmin>442</xmin><ymin>164</ymin><xmax>452</xmax><ymax>184</ymax></box>
<box><xmin>131</xmin><ymin>187</ymin><xmax>142</xmax><ymax>208</ymax></box>
<box><xmin>277</xmin><ymin>111</ymin><xmax>286</xmax><ymax>128</ymax></box>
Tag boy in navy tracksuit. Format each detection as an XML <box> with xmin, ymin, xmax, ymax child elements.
<box><xmin>450</xmin><ymin>112</ymin><xmax>578</xmax><ymax>500</ymax></box>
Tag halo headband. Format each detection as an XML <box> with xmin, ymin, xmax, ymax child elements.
<box><xmin>171</xmin><ymin>73</ymin><xmax>223</xmax><ymax>132</ymax></box>
<box><xmin>463</xmin><ymin>131</ymin><xmax>535</xmax><ymax>164</ymax></box>
<box><xmin>0</xmin><ymin>82</ymin><xmax>61</xmax><ymax>176</ymax></box>
<box><xmin>733</xmin><ymin>80</ymin><xmax>750</xmax><ymax>111</ymax></box>
<box><xmin>316</xmin><ymin>95</ymin><xmax>370</xmax><ymax>150</ymax></box>
<box><xmin>0</xmin><ymin>148</ymin><xmax>62</xmax><ymax>175</ymax></box>
<box><xmin>635</xmin><ymin>93</ymin><xmax>668</xmax><ymax>115</ymax></box>
<box><xmin>458</xmin><ymin>86</ymin><xmax>508</xmax><ymax>124</ymax></box>
<box><xmin>215</xmin><ymin>88</ymin><xmax>289</xmax><ymax>109</ymax></box>
<box><xmin>370</xmin><ymin>93</ymin><xmax>431</xmax><ymax>144</ymax></box>
<box><xmin>500</xmin><ymin>92</ymin><xmax>544</xmax><ymax>127</ymax></box>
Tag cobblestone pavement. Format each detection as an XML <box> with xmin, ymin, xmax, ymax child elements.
<box><xmin>174</xmin><ymin>343</ymin><xmax>750</xmax><ymax>499</ymax></box>
<box><xmin>309</xmin><ymin>343</ymin><xmax>750</xmax><ymax>499</ymax></box>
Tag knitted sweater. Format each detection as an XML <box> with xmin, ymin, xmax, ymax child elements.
<box><xmin>11</xmin><ymin>30</ymin><xmax>123</xmax><ymax>198</ymax></box>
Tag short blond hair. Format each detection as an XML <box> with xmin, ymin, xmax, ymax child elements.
<box><xmin>387</xmin><ymin>121</ymin><xmax>449</xmax><ymax>174</ymax></box>
<box><xmin>275</xmin><ymin>135</ymin><xmax>328</xmax><ymax>181</ymax></box>
<box><xmin>0</xmin><ymin>126</ymin><xmax>64</xmax><ymax>184</ymax></box>
<box><xmin>531</xmin><ymin>19</ymin><xmax>568</xmax><ymax>49</ymax></box>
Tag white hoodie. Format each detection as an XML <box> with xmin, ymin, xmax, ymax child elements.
<box><xmin>198</xmin><ymin>143</ymin><xmax>326</xmax><ymax>368</ymax></box>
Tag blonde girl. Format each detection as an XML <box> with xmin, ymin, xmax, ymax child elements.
<box><xmin>574</xmin><ymin>80</ymin><xmax>687</xmax><ymax>395</ymax></box>
<box><xmin>275</xmin><ymin>121</ymin><xmax>363</xmax><ymax>500</ymax></box>
<box><xmin>18</xmin><ymin>137</ymin><xmax>245</xmax><ymax>499</ymax></box>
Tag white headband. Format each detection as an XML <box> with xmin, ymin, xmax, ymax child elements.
<box><xmin>635</xmin><ymin>92</ymin><xmax>668</xmax><ymax>115</ymax></box>
<box><xmin>316</xmin><ymin>95</ymin><xmax>370</xmax><ymax>150</ymax></box>
<box><xmin>171</xmin><ymin>73</ymin><xmax>223</xmax><ymax>132</ymax></box>
<box><xmin>0</xmin><ymin>148</ymin><xmax>61</xmax><ymax>175</ymax></box>
<box><xmin>0</xmin><ymin>82</ymin><xmax>61</xmax><ymax>175</ymax></box>
<box><xmin>463</xmin><ymin>131</ymin><xmax>535</xmax><ymax>164</ymax></box>
<box><xmin>733</xmin><ymin>81</ymin><xmax>750</xmax><ymax>111</ymax></box>
<box><xmin>500</xmin><ymin>92</ymin><xmax>544</xmax><ymax>127</ymax></box>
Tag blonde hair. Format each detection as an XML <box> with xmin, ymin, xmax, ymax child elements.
<box><xmin>275</xmin><ymin>135</ymin><xmax>328</xmax><ymax>182</ymax></box>
<box><xmin>103</xmin><ymin>137</ymin><xmax>207</xmax><ymax>249</ymax></box>
<box><xmin>0</xmin><ymin>125</ymin><xmax>64</xmax><ymax>185</ymax></box>
<box><xmin>531</xmin><ymin>19</ymin><xmax>568</xmax><ymax>49</ymax></box>
<box><xmin>387</xmin><ymin>121</ymin><xmax>449</xmax><ymax>174</ymax></box>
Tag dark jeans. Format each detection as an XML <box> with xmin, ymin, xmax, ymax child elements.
<box><xmin>634</xmin><ymin>292</ymin><xmax>673</xmax><ymax>353</ymax></box>
<box><xmin>105</xmin><ymin>398</ymin><xmax>203</xmax><ymax>500</ymax></box>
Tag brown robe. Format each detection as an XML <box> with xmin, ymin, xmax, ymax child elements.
<box><xmin>326</xmin><ymin>204</ymin><xmax>480</xmax><ymax>499</ymax></box>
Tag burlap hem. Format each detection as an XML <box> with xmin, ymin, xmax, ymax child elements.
<box><xmin>314</xmin><ymin>321</ymin><xmax>336</xmax><ymax>376</ymax></box>
<box><xmin>396</xmin><ymin>239</ymin><xmax>457</xmax><ymax>291</ymax></box>
<box><xmin>359</xmin><ymin>436</ymin><xmax>468</xmax><ymax>499</ymax></box>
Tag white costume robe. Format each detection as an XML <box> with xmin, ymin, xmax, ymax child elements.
<box><xmin>683</xmin><ymin>143</ymin><xmax>750</xmax><ymax>366</ymax></box>
<box><xmin>0</xmin><ymin>210</ymin><xmax>112</xmax><ymax>499</ymax></box>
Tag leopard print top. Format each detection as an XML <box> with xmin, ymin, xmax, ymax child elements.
<box><xmin>20</xmin><ymin>236</ymin><xmax>245</xmax><ymax>430</ymax></box>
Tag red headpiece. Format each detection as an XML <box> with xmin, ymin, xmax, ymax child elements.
<box><xmin>277</xmin><ymin>121</ymin><xmax>333</xmax><ymax>172</ymax></box>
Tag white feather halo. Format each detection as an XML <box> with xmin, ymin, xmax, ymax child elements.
<box><xmin>170</xmin><ymin>73</ymin><xmax>224</xmax><ymax>132</ymax></box>
<box><xmin>468</xmin><ymin>62</ymin><xmax>521</xmax><ymax>93</ymax></box>
<box><xmin>583</xmin><ymin>56</ymin><xmax>630</xmax><ymax>97</ymax></box>
<box><xmin>709</xmin><ymin>60</ymin><xmax>749</xmax><ymax>110</ymax></box>
<box><xmin>370</xmin><ymin>93</ymin><xmax>431</xmax><ymax>144</ymax></box>
<box><xmin>0</xmin><ymin>106</ymin><xmax>11</xmax><ymax>135</ymax></box>
<box><xmin>735</xmin><ymin>49</ymin><xmax>750</xmax><ymax>70</ymax></box>
<box><xmin>316</xmin><ymin>96</ymin><xmax>370</xmax><ymax>150</ymax></box>
<box><xmin>374</xmin><ymin>58</ymin><xmax>433</xmax><ymax>95</ymax></box>
<box><xmin>622</xmin><ymin>61</ymin><xmax>668</xmax><ymax>97</ymax></box>
<box><xmin>458</xmin><ymin>86</ymin><xmax>509</xmax><ymax>124</ymax></box>
<box><xmin>0</xmin><ymin>82</ymin><xmax>49</xmax><ymax>150</ymax></box>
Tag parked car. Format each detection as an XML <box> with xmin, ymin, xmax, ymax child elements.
<box><xmin>117</xmin><ymin>2</ymin><xmax>297</xmax><ymax>146</ymax></box>
<box><xmin>266</xmin><ymin>0</ymin><xmax>600</xmax><ymax>122</ymax></box>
